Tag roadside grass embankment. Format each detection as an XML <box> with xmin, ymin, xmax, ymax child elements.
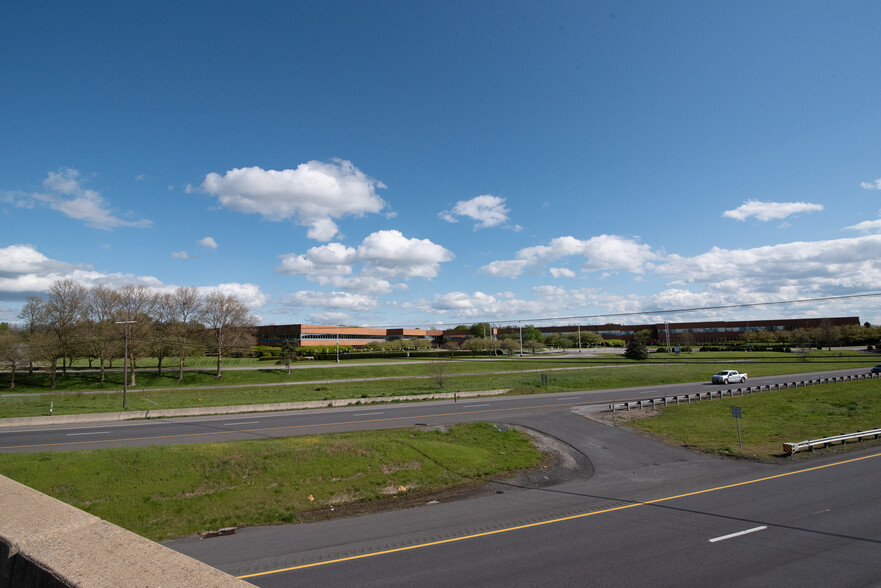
<box><xmin>0</xmin><ymin>423</ymin><xmax>542</xmax><ymax>542</ymax></box>
<box><xmin>625</xmin><ymin>378</ymin><xmax>881</xmax><ymax>461</ymax></box>
<box><xmin>1</xmin><ymin>351</ymin><xmax>877</xmax><ymax>419</ymax></box>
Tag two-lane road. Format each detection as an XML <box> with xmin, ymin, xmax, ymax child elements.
<box><xmin>0</xmin><ymin>368</ymin><xmax>870</xmax><ymax>453</ymax></box>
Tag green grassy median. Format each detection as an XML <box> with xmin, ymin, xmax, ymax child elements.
<box><xmin>0</xmin><ymin>423</ymin><xmax>542</xmax><ymax>542</ymax></box>
<box><xmin>2</xmin><ymin>351</ymin><xmax>877</xmax><ymax>419</ymax></box>
<box><xmin>626</xmin><ymin>378</ymin><xmax>881</xmax><ymax>459</ymax></box>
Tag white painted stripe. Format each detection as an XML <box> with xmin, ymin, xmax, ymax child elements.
<box><xmin>224</xmin><ymin>421</ymin><xmax>259</xmax><ymax>426</ymax></box>
<box><xmin>709</xmin><ymin>525</ymin><xmax>768</xmax><ymax>543</ymax></box>
<box><xmin>463</xmin><ymin>404</ymin><xmax>490</xmax><ymax>407</ymax></box>
<box><xmin>353</xmin><ymin>412</ymin><xmax>384</xmax><ymax>416</ymax></box>
<box><xmin>66</xmin><ymin>431</ymin><xmax>109</xmax><ymax>436</ymax></box>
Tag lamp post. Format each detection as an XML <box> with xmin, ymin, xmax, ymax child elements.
<box><xmin>115</xmin><ymin>320</ymin><xmax>136</xmax><ymax>409</ymax></box>
<box><xmin>336</xmin><ymin>324</ymin><xmax>340</xmax><ymax>363</ymax></box>
<box><xmin>578</xmin><ymin>323</ymin><xmax>582</xmax><ymax>353</ymax></box>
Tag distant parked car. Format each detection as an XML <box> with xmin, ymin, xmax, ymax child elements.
<box><xmin>711</xmin><ymin>370</ymin><xmax>748</xmax><ymax>384</ymax></box>
<box><xmin>871</xmin><ymin>365</ymin><xmax>881</xmax><ymax>374</ymax></box>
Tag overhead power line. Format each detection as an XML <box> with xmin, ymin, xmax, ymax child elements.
<box><xmin>376</xmin><ymin>291</ymin><xmax>881</xmax><ymax>330</ymax></box>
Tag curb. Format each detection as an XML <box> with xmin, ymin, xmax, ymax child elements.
<box><xmin>0</xmin><ymin>389</ymin><xmax>511</xmax><ymax>429</ymax></box>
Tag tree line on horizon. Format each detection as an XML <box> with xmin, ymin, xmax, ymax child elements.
<box><xmin>0</xmin><ymin>279</ymin><xmax>256</xmax><ymax>390</ymax></box>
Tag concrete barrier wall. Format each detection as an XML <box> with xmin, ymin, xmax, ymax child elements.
<box><xmin>0</xmin><ymin>475</ymin><xmax>251</xmax><ymax>587</ymax></box>
<box><xmin>0</xmin><ymin>389</ymin><xmax>510</xmax><ymax>429</ymax></box>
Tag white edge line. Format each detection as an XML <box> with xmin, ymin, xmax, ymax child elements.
<box><xmin>709</xmin><ymin>525</ymin><xmax>768</xmax><ymax>543</ymax></box>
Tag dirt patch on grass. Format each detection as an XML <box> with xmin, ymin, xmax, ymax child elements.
<box><xmin>291</xmin><ymin>424</ymin><xmax>590</xmax><ymax>524</ymax></box>
<box><xmin>576</xmin><ymin>405</ymin><xmax>660</xmax><ymax>426</ymax></box>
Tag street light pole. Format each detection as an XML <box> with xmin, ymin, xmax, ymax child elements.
<box><xmin>578</xmin><ymin>324</ymin><xmax>582</xmax><ymax>353</ymax></box>
<box><xmin>336</xmin><ymin>324</ymin><xmax>340</xmax><ymax>363</ymax></box>
<box><xmin>115</xmin><ymin>320</ymin><xmax>136</xmax><ymax>409</ymax></box>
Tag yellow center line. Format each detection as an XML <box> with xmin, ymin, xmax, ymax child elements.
<box><xmin>0</xmin><ymin>399</ymin><xmax>592</xmax><ymax>450</ymax></box>
<box><xmin>237</xmin><ymin>451</ymin><xmax>881</xmax><ymax>580</ymax></box>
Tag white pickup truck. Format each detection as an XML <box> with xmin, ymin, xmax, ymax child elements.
<box><xmin>711</xmin><ymin>370</ymin><xmax>748</xmax><ymax>384</ymax></box>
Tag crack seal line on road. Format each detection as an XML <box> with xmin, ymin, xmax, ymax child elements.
<box><xmin>237</xmin><ymin>450</ymin><xmax>881</xmax><ymax>580</ymax></box>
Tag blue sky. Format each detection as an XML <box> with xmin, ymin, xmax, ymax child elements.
<box><xmin>2</xmin><ymin>1</ymin><xmax>881</xmax><ymax>329</ymax></box>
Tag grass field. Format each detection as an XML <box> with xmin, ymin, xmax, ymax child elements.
<box><xmin>0</xmin><ymin>423</ymin><xmax>541</xmax><ymax>541</ymax></box>
<box><xmin>626</xmin><ymin>378</ymin><xmax>881</xmax><ymax>459</ymax></box>
<box><xmin>1</xmin><ymin>350</ymin><xmax>878</xmax><ymax>418</ymax></box>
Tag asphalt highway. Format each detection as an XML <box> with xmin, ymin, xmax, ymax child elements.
<box><xmin>0</xmin><ymin>368</ymin><xmax>870</xmax><ymax>453</ymax></box>
<box><xmin>2</xmin><ymin>367</ymin><xmax>879</xmax><ymax>585</ymax></box>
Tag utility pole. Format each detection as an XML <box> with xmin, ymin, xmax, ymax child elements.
<box><xmin>519</xmin><ymin>321</ymin><xmax>523</xmax><ymax>356</ymax></box>
<box><xmin>336</xmin><ymin>324</ymin><xmax>340</xmax><ymax>363</ymax></box>
<box><xmin>115</xmin><ymin>320</ymin><xmax>136</xmax><ymax>409</ymax></box>
<box><xmin>578</xmin><ymin>324</ymin><xmax>582</xmax><ymax>353</ymax></box>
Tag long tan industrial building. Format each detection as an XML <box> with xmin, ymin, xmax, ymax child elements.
<box><xmin>255</xmin><ymin>316</ymin><xmax>860</xmax><ymax>348</ymax></box>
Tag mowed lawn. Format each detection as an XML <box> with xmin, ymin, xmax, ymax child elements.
<box><xmin>0</xmin><ymin>423</ymin><xmax>542</xmax><ymax>542</ymax></box>
<box><xmin>627</xmin><ymin>378</ymin><xmax>881</xmax><ymax>459</ymax></box>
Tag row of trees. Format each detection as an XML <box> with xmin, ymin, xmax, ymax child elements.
<box><xmin>0</xmin><ymin>279</ymin><xmax>256</xmax><ymax>390</ymax></box>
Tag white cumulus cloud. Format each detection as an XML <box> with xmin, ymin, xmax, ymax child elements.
<box><xmin>481</xmin><ymin>234</ymin><xmax>657</xmax><ymax>277</ymax></box>
<box><xmin>171</xmin><ymin>251</ymin><xmax>190</xmax><ymax>260</ymax></box>
<box><xmin>198</xmin><ymin>237</ymin><xmax>218</xmax><ymax>249</ymax></box>
<box><xmin>550</xmin><ymin>267</ymin><xmax>576</xmax><ymax>278</ymax></box>
<box><xmin>439</xmin><ymin>194</ymin><xmax>511</xmax><ymax>229</ymax></box>
<box><xmin>28</xmin><ymin>168</ymin><xmax>152</xmax><ymax>230</ymax></box>
<box><xmin>860</xmin><ymin>179</ymin><xmax>881</xmax><ymax>190</ymax></box>
<box><xmin>196</xmin><ymin>283</ymin><xmax>270</xmax><ymax>309</ymax></box>
<box><xmin>357</xmin><ymin>230</ymin><xmax>454</xmax><ymax>279</ymax></box>
<box><xmin>196</xmin><ymin>159</ymin><xmax>387</xmax><ymax>241</ymax></box>
<box><xmin>656</xmin><ymin>235</ymin><xmax>881</xmax><ymax>295</ymax></box>
<box><xmin>279</xmin><ymin>290</ymin><xmax>377</xmax><ymax>312</ymax></box>
<box><xmin>845</xmin><ymin>219</ymin><xmax>881</xmax><ymax>233</ymax></box>
<box><xmin>723</xmin><ymin>199</ymin><xmax>824</xmax><ymax>222</ymax></box>
<box><xmin>277</xmin><ymin>230</ymin><xmax>454</xmax><ymax>285</ymax></box>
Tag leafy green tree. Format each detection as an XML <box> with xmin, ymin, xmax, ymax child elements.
<box><xmin>624</xmin><ymin>338</ymin><xmax>648</xmax><ymax>360</ymax></box>
<box><xmin>524</xmin><ymin>339</ymin><xmax>544</xmax><ymax>355</ymax></box>
<box><xmin>578</xmin><ymin>331</ymin><xmax>604</xmax><ymax>348</ymax></box>
<box><xmin>469</xmin><ymin>323</ymin><xmax>492</xmax><ymax>338</ymax></box>
<box><xmin>634</xmin><ymin>329</ymin><xmax>652</xmax><ymax>345</ymax></box>
<box><xmin>521</xmin><ymin>325</ymin><xmax>544</xmax><ymax>343</ymax></box>
<box><xmin>278</xmin><ymin>340</ymin><xmax>299</xmax><ymax>374</ymax></box>
<box><xmin>499</xmin><ymin>338</ymin><xmax>520</xmax><ymax>356</ymax></box>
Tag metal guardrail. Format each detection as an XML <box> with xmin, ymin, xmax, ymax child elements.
<box><xmin>783</xmin><ymin>429</ymin><xmax>881</xmax><ymax>454</ymax></box>
<box><xmin>608</xmin><ymin>371</ymin><xmax>880</xmax><ymax>413</ymax></box>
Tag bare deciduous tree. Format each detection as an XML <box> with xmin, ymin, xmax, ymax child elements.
<box><xmin>115</xmin><ymin>284</ymin><xmax>158</xmax><ymax>387</ymax></box>
<box><xmin>427</xmin><ymin>359</ymin><xmax>453</xmax><ymax>389</ymax></box>
<box><xmin>170</xmin><ymin>286</ymin><xmax>204</xmax><ymax>382</ymax></box>
<box><xmin>0</xmin><ymin>324</ymin><xmax>26</xmax><ymax>391</ymax></box>
<box><xmin>201</xmin><ymin>291</ymin><xmax>254</xmax><ymax>378</ymax></box>
<box><xmin>86</xmin><ymin>285</ymin><xmax>119</xmax><ymax>383</ymax></box>
<box><xmin>17</xmin><ymin>296</ymin><xmax>45</xmax><ymax>376</ymax></box>
<box><xmin>44</xmin><ymin>279</ymin><xmax>88</xmax><ymax>383</ymax></box>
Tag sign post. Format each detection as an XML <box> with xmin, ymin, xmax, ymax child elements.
<box><xmin>731</xmin><ymin>406</ymin><xmax>743</xmax><ymax>449</ymax></box>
